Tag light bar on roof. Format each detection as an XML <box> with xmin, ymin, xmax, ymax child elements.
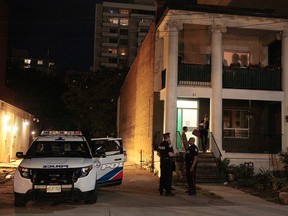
<box><xmin>40</xmin><ymin>131</ymin><xmax>82</xmax><ymax>136</ymax></box>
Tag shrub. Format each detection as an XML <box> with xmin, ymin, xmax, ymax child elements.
<box><xmin>279</xmin><ymin>151</ymin><xmax>288</xmax><ymax>170</ymax></box>
<box><xmin>254</xmin><ymin>169</ymin><xmax>272</xmax><ymax>190</ymax></box>
<box><xmin>216</xmin><ymin>158</ymin><xmax>230</xmax><ymax>178</ymax></box>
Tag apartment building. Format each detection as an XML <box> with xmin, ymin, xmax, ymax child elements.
<box><xmin>93</xmin><ymin>0</ymin><xmax>155</xmax><ymax>72</ymax></box>
<box><xmin>118</xmin><ymin>1</ymin><xmax>288</xmax><ymax>172</ymax></box>
<box><xmin>7</xmin><ymin>49</ymin><xmax>56</xmax><ymax>76</ymax></box>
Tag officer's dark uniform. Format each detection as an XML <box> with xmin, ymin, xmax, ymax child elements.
<box><xmin>158</xmin><ymin>136</ymin><xmax>174</xmax><ymax>196</ymax></box>
<box><xmin>185</xmin><ymin>143</ymin><xmax>198</xmax><ymax>195</ymax></box>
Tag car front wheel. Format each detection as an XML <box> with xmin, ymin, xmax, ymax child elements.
<box><xmin>14</xmin><ymin>192</ymin><xmax>26</xmax><ymax>207</ymax></box>
<box><xmin>84</xmin><ymin>187</ymin><xmax>97</xmax><ymax>204</ymax></box>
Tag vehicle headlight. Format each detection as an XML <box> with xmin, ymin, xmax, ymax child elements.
<box><xmin>75</xmin><ymin>165</ymin><xmax>93</xmax><ymax>178</ymax></box>
<box><xmin>18</xmin><ymin>166</ymin><xmax>32</xmax><ymax>179</ymax></box>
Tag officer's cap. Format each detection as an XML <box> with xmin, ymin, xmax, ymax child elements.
<box><xmin>163</xmin><ymin>132</ymin><xmax>170</xmax><ymax>138</ymax></box>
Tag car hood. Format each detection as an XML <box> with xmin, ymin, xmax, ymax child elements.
<box><xmin>19</xmin><ymin>158</ymin><xmax>93</xmax><ymax>169</ymax></box>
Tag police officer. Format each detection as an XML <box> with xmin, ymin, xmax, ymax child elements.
<box><xmin>157</xmin><ymin>132</ymin><xmax>175</xmax><ymax>196</ymax></box>
<box><xmin>185</xmin><ymin>137</ymin><xmax>198</xmax><ymax>195</ymax></box>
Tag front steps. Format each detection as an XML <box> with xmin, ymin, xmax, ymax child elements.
<box><xmin>196</xmin><ymin>152</ymin><xmax>224</xmax><ymax>183</ymax></box>
<box><xmin>175</xmin><ymin>151</ymin><xmax>224</xmax><ymax>184</ymax></box>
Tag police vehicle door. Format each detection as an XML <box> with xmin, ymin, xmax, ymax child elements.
<box><xmin>91</xmin><ymin>138</ymin><xmax>124</xmax><ymax>186</ymax></box>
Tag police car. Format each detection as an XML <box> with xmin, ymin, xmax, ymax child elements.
<box><xmin>90</xmin><ymin>137</ymin><xmax>126</xmax><ymax>187</ymax></box>
<box><xmin>14</xmin><ymin>131</ymin><xmax>98</xmax><ymax>206</ymax></box>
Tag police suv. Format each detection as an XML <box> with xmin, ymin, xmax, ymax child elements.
<box><xmin>14</xmin><ymin>131</ymin><xmax>98</xmax><ymax>206</ymax></box>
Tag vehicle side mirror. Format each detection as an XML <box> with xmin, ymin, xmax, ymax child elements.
<box><xmin>16</xmin><ymin>152</ymin><xmax>25</xmax><ymax>158</ymax></box>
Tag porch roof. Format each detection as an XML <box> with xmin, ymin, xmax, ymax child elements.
<box><xmin>157</xmin><ymin>3</ymin><xmax>288</xmax><ymax>36</ymax></box>
<box><xmin>164</xmin><ymin>3</ymin><xmax>288</xmax><ymax>19</ymax></box>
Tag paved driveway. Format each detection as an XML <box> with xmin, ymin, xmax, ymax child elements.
<box><xmin>0</xmin><ymin>162</ymin><xmax>287</xmax><ymax>216</ymax></box>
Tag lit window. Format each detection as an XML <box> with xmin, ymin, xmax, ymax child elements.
<box><xmin>119</xmin><ymin>48</ymin><xmax>128</xmax><ymax>56</ymax></box>
<box><xmin>120</xmin><ymin>18</ymin><xmax>128</xmax><ymax>26</ymax></box>
<box><xmin>108</xmin><ymin>48</ymin><xmax>117</xmax><ymax>54</ymax></box>
<box><xmin>49</xmin><ymin>62</ymin><xmax>55</xmax><ymax>67</ymax></box>
<box><xmin>139</xmin><ymin>18</ymin><xmax>151</xmax><ymax>24</ymax></box>
<box><xmin>108</xmin><ymin>9</ymin><xmax>118</xmax><ymax>14</ymax></box>
<box><xmin>24</xmin><ymin>59</ymin><xmax>31</xmax><ymax>64</ymax></box>
<box><xmin>223</xmin><ymin>109</ymin><xmax>249</xmax><ymax>138</ymax></box>
<box><xmin>37</xmin><ymin>60</ymin><xmax>43</xmax><ymax>65</ymax></box>
<box><xmin>223</xmin><ymin>51</ymin><xmax>250</xmax><ymax>67</ymax></box>
<box><xmin>120</xmin><ymin>9</ymin><xmax>129</xmax><ymax>15</ymax></box>
<box><xmin>109</xmin><ymin>18</ymin><xmax>118</xmax><ymax>24</ymax></box>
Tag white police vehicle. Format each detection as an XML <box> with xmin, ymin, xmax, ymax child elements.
<box><xmin>90</xmin><ymin>137</ymin><xmax>126</xmax><ymax>187</ymax></box>
<box><xmin>14</xmin><ymin>131</ymin><xmax>98</xmax><ymax>206</ymax></box>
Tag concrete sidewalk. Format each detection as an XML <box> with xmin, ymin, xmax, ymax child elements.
<box><xmin>123</xmin><ymin>162</ymin><xmax>288</xmax><ymax>216</ymax></box>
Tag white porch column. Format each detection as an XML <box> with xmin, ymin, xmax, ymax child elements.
<box><xmin>210</xmin><ymin>24</ymin><xmax>226</xmax><ymax>152</ymax></box>
<box><xmin>163</xmin><ymin>20</ymin><xmax>183</xmax><ymax>148</ymax></box>
<box><xmin>281</xmin><ymin>27</ymin><xmax>288</xmax><ymax>152</ymax></box>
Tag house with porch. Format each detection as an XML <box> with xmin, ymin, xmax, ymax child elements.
<box><xmin>118</xmin><ymin>1</ymin><xmax>288</xmax><ymax>173</ymax></box>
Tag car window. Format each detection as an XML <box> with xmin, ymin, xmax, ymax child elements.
<box><xmin>91</xmin><ymin>140</ymin><xmax>120</xmax><ymax>154</ymax></box>
<box><xmin>25</xmin><ymin>141</ymin><xmax>91</xmax><ymax>158</ymax></box>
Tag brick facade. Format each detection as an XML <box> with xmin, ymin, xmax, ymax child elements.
<box><xmin>118</xmin><ymin>22</ymin><xmax>157</xmax><ymax>165</ymax></box>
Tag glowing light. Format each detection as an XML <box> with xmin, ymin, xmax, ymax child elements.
<box><xmin>12</xmin><ymin>126</ymin><xmax>18</xmax><ymax>133</ymax></box>
<box><xmin>3</xmin><ymin>115</ymin><xmax>11</xmax><ymax>132</ymax></box>
<box><xmin>23</xmin><ymin>120</ymin><xmax>29</xmax><ymax>126</ymax></box>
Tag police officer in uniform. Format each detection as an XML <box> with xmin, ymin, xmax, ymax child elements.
<box><xmin>157</xmin><ymin>132</ymin><xmax>175</xmax><ymax>196</ymax></box>
<box><xmin>185</xmin><ymin>137</ymin><xmax>198</xmax><ymax>195</ymax></box>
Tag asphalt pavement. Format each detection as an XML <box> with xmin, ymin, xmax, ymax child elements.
<box><xmin>0</xmin><ymin>160</ymin><xmax>287</xmax><ymax>216</ymax></box>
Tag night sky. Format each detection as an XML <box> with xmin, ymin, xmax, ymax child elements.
<box><xmin>7</xmin><ymin>0</ymin><xmax>198</xmax><ymax>71</ymax></box>
<box><xmin>7</xmin><ymin>0</ymin><xmax>99</xmax><ymax>71</ymax></box>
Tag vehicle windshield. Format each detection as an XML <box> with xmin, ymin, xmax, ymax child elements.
<box><xmin>25</xmin><ymin>141</ymin><xmax>92</xmax><ymax>158</ymax></box>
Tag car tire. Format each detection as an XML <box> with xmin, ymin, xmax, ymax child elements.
<box><xmin>14</xmin><ymin>193</ymin><xmax>26</xmax><ymax>207</ymax></box>
<box><xmin>84</xmin><ymin>187</ymin><xmax>98</xmax><ymax>204</ymax></box>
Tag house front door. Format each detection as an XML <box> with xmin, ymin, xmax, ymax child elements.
<box><xmin>177</xmin><ymin>100</ymin><xmax>199</xmax><ymax>150</ymax></box>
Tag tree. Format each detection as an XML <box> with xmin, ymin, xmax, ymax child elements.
<box><xmin>62</xmin><ymin>67</ymin><xmax>128</xmax><ymax>138</ymax></box>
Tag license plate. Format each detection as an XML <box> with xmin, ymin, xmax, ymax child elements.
<box><xmin>46</xmin><ymin>185</ymin><xmax>61</xmax><ymax>193</ymax></box>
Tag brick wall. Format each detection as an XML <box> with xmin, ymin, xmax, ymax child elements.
<box><xmin>118</xmin><ymin>22</ymin><xmax>156</xmax><ymax>165</ymax></box>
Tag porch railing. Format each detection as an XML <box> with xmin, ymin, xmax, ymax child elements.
<box><xmin>178</xmin><ymin>63</ymin><xmax>211</xmax><ymax>86</ymax></box>
<box><xmin>178</xmin><ymin>63</ymin><xmax>282</xmax><ymax>91</ymax></box>
<box><xmin>223</xmin><ymin>132</ymin><xmax>282</xmax><ymax>154</ymax></box>
<box><xmin>223</xmin><ymin>66</ymin><xmax>281</xmax><ymax>90</ymax></box>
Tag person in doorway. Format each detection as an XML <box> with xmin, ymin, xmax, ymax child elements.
<box><xmin>157</xmin><ymin>132</ymin><xmax>175</xmax><ymax>196</ymax></box>
<box><xmin>181</xmin><ymin>126</ymin><xmax>189</xmax><ymax>150</ymax></box>
<box><xmin>185</xmin><ymin>137</ymin><xmax>198</xmax><ymax>195</ymax></box>
<box><xmin>199</xmin><ymin>114</ymin><xmax>209</xmax><ymax>153</ymax></box>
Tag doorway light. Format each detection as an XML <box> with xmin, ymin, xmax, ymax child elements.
<box><xmin>177</xmin><ymin>100</ymin><xmax>198</xmax><ymax>109</ymax></box>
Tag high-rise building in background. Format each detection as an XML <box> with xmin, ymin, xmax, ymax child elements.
<box><xmin>93</xmin><ymin>0</ymin><xmax>156</xmax><ymax>72</ymax></box>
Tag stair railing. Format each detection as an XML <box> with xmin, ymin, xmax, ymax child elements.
<box><xmin>209</xmin><ymin>132</ymin><xmax>222</xmax><ymax>161</ymax></box>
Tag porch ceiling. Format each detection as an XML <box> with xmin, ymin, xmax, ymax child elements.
<box><xmin>158</xmin><ymin>10</ymin><xmax>288</xmax><ymax>34</ymax></box>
